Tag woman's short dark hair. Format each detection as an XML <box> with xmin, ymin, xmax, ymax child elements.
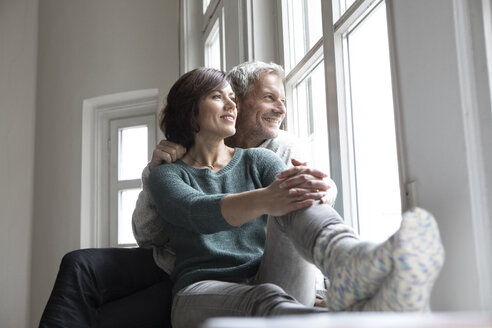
<box><xmin>160</xmin><ymin>67</ymin><xmax>230</xmax><ymax>149</ymax></box>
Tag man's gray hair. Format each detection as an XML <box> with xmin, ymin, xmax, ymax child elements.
<box><xmin>227</xmin><ymin>61</ymin><xmax>285</xmax><ymax>100</ymax></box>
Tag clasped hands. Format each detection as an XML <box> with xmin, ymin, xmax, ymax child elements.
<box><xmin>149</xmin><ymin>140</ymin><xmax>336</xmax><ymax>217</ymax></box>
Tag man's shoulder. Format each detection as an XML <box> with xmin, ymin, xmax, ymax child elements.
<box><xmin>260</xmin><ymin>130</ymin><xmax>297</xmax><ymax>150</ymax></box>
<box><xmin>259</xmin><ymin>130</ymin><xmax>299</xmax><ymax>166</ymax></box>
<box><xmin>241</xmin><ymin>147</ymin><xmax>278</xmax><ymax>161</ymax></box>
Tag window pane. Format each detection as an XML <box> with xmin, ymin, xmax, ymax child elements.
<box><xmin>286</xmin><ymin>0</ymin><xmax>323</xmax><ymax>69</ymax></box>
<box><xmin>203</xmin><ymin>0</ymin><xmax>210</xmax><ymax>14</ymax></box>
<box><xmin>118</xmin><ymin>188</ymin><xmax>140</xmax><ymax>245</ymax></box>
<box><xmin>333</xmin><ymin>0</ymin><xmax>357</xmax><ymax>22</ymax></box>
<box><xmin>293</xmin><ymin>61</ymin><xmax>330</xmax><ymax>171</ymax></box>
<box><xmin>205</xmin><ymin>20</ymin><xmax>221</xmax><ymax>70</ymax></box>
<box><xmin>118</xmin><ymin>125</ymin><xmax>148</xmax><ymax>181</ymax></box>
<box><xmin>345</xmin><ymin>1</ymin><xmax>401</xmax><ymax>243</ymax></box>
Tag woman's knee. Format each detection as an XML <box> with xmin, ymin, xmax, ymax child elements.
<box><xmin>248</xmin><ymin>283</ymin><xmax>297</xmax><ymax>316</ymax></box>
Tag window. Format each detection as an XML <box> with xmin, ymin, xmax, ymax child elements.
<box><xmin>81</xmin><ymin>89</ymin><xmax>158</xmax><ymax>248</ymax></box>
<box><xmin>203</xmin><ymin>0</ymin><xmax>224</xmax><ymax>70</ymax></box>
<box><xmin>282</xmin><ymin>0</ymin><xmax>328</xmax><ymax>173</ymax></box>
<box><xmin>109</xmin><ymin>117</ymin><xmax>155</xmax><ymax>247</ymax></box>
<box><xmin>333</xmin><ymin>0</ymin><xmax>357</xmax><ymax>21</ymax></box>
<box><xmin>283</xmin><ymin>0</ymin><xmax>323</xmax><ymax>71</ymax></box>
<box><xmin>202</xmin><ymin>0</ymin><xmax>211</xmax><ymax>14</ymax></box>
<box><xmin>289</xmin><ymin>60</ymin><xmax>330</xmax><ymax>172</ymax></box>
<box><xmin>205</xmin><ymin>20</ymin><xmax>222</xmax><ymax>70</ymax></box>
<box><xmin>335</xmin><ymin>1</ymin><xmax>401</xmax><ymax>242</ymax></box>
<box><xmin>281</xmin><ymin>0</ymin><xmax>402</xmax><ymax>242</ymax></box>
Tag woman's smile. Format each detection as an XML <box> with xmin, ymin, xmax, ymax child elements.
<box><xmin>220</xmin><ymin>113</ymin><xmax>236</xmax><ymax>123</ymax></box>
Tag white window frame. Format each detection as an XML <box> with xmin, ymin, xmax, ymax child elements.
<box><xmin>81</xmin><ymin>89</ymin><xmax>158</xmax><ymax>248</ymax></box>
<box><xmin>109</xmin><ymin>115</ymin><xmax>156</xmax><ymax>247</ymax></box>
<box><xmin>204</xmin><ymin>18</ymin><xmax>223</xmax><ymax>70</ymax></box>
<box><xmin>330</xmin><ymin>0</ymin><xmax>406</xmax><ymax>232</ymax></box>
<box><xmin>180</xmin><ymin>0</ymin><xmax>249</xmax><ymax>74</ymax></box>
<box><xmin>278</xmin><ymin>0</ymin><xmax>406</xmax><ymax>231</ymax></box>
<box><xmin>203</xmin><ymin>0</ymin><xmax>225</xmax><ymax>70</ymax></box>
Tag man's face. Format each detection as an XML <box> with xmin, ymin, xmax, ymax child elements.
<box><xmin>236</xmin><ymin>72</ymin><xmax>286</xmax><ymax>144</ymax></box>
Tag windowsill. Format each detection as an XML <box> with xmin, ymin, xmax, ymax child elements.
<box><xmin>202</xmin><ymin>312</ymin><xmax>492</xmax><ymax>328</ymax></box>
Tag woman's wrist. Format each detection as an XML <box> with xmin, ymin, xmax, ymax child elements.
<box><xmin>221</xmin><ymin>189</ymin><xmax>267</xmax><ymax>226</ymax></box>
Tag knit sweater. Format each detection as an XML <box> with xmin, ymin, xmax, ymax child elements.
<box><xmin>132</xmin><ymin>130</ymin><xmax>299</xmax><ymax>275</ymax></box>
<box><xmin>147</xmin><ymin>147</ymin><xmax>286</xmax><ymax>295</ymax></box>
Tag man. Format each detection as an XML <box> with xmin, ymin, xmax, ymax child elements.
<box><xmin>39</xmin><ymin>61</ymin><xmax>336</xmax><ymax>327</ymax></box>
<box><xmin>132</xmin><ymin>61</ymin><xmax>337</xmax><ymax>306</ymax></box>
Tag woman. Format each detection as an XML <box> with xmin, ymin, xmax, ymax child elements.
<box><xmin>149</xmin><ymin>68</ymin><xmax>444</xmax><ymax>328</ymax></box>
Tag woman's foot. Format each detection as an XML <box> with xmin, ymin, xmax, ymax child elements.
<box><xmin>359</xmin><ymin>208</ymin><xmax>445</xmax><ymax>311</ymax></box>
<box><xmin>313</xmin><ymin>207</ymin><xmax>444</xmax><ymax>311</ymax></box>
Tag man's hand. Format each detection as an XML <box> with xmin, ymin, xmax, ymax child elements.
<box><xmin>275</xmin><ymin>158</ymin><xmax>337</xmax><ymax>206</ymax></box>
<box><xmin>148</xmin><ymin>140</ymin><xmax>187</xmax><ymax>170</ymax></box>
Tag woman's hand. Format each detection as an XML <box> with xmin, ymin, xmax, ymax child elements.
<box><xmin>222</xmin><ymin>176</ymin><xmax>324</xmax><ymax>227</ymax></box>
<box><xmin>149</xmin><ymin>139</ymin><xmax>187</xmax><ymax>170</ymax></box>
<box><xmin>221</xmin><ymin>159</ymin><xmax>335</xmax><ymax>227</ymax></box>
<box><xmin>259</xmin><ymin>178</ymin><xmax>325</xmax><ymax>217</ymax></box>
<box><xmin>275</xmin><ymin>158</ymin><xmax>337</xmax><ymax>206</ymax></box>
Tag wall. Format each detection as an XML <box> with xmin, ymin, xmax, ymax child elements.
<box><xmin>0</xmin><ymin>0</ymin><xmax>38</xmax><ymax>327</ymax></box>
<box><xmin>30</xmin><ymin>0</ymin><xmax>180</xmax><ymax>325</ymax></box>
<box><xmin>390</xmin><ymin>0</ymin><xmax>490</xmax><ymax>311</ymax></box>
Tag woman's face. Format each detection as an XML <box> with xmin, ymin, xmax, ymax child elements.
<box><xmin>195</xmin><ymin>83</ymin><xmax>237</xmax><ymax>140</ymax></box>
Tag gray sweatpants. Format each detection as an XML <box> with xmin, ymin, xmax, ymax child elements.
<box><xmin>171</xmin><ymin>203</ymin><xmax>347</xmax><ymax>328</ymax></box>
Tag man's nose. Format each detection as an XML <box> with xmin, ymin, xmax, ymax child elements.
<box><xmin>273</xmin><ymin>100</ymin><xmax>286</xmax><ymax>115</ymax></box>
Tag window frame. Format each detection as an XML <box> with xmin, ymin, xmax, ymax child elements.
<box><xmin>109</xmin><ymin>115</ymin><xmax>156</xmax><ymax>247</ymax></box>
<box><xmin>279</xmin><ymin>0</ymin><xmax>407</xmax><ymax>231</ymax></box>
<box><xmin>81</xmin><ymin>89</ymin><xmax>158</xmax><ymax>248</ymax></box>
<box><xmin>203</xmin><ymin>0</ymin><xmax>225</xmax><ymax>70</ymax></box>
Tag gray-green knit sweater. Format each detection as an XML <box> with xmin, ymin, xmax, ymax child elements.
<box><xmin>148</xmin><ymin>147</ymin><xmax>286</xmax><ymax>295</ymax></box>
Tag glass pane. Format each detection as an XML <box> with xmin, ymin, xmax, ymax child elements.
<box><xmin>286</xmin><ymin>0</ymin><xmax>323</xmax><ymax>69</ymax></box>
<box><xmin>345</xmin><ymin>2</ymin><xmax>401</xmax><ymax>243</ymax></box>
<box><xmin>293</xmin><ymin>61</ymin><xmax>330</xmax><ymax>171</ymax></box>
<box><xmin>203</xmin><ymin>0</ymin><xmax>210</xmax><ymax>14</ymax></box>
<box><xmin>333</xmin><ymin>0</ymin><xmax>357</xmax><ymax>22</ymax></box>
<box><xmin>118</xmin><ymin>125</ymin><xmax>148</xmax><ymax>181</ymax></box>
<box><xmin>118</xmin><ymin>188</ymin><xmax>140</xmax><ymax>245</ymax></box>
<box><xmin>205</xmin><ymin>20</ymin><xmax>221</xmax><ymax>70</ymax></box>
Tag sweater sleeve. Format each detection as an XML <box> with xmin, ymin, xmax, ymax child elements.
<box><xmin>148</xmin><ymin>165</ymin><xmax>234</xmax><ymax>234</ymax></box>
<box><xmin>251</xmin><ymin>148</ymin><xmax>287</xmax><ymax>187</ymax></box>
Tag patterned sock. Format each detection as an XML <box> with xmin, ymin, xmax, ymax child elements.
<box><xmin>357</xmin><ymin>208</ymin><xmax>445</xmax><ymax>311</ymax></box>
<box><xmin>313</xmin><ymin>207</ymin><xmax>444</xmax><ymax>311</ymax></box>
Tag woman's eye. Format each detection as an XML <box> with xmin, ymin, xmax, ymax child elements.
<box><xmin>212</xmin><ymin>94</ymin><xmax>221</xmax><ymax>99</ymax></box>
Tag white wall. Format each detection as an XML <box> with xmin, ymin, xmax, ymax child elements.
<box><xmin>390</xmin><ymin>0</ymin><xmax>491</xmax><ymax>311</ymax></box>
<box><xmin>0</xmin><ymin>0</ymin><xmax>38</xmax><ymax>327</ymax></box>
<box><xmin>30</xmin><ymin>0</ymin><xmax>180</xmax><ymax>326</ymax></box>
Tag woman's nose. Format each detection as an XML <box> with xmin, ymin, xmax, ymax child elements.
<box><xmin>225</xmin><ymin>97</ymin><xmax>236</xmax><ymax>109</ymax></box>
